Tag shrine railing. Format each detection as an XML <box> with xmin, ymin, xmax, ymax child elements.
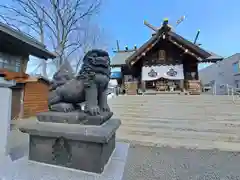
<box><xmin>209</xmin><ymin>83</ymin><xmax>240</xmax><ymax>103</ymax></box>
<box><xmin>225</xmin><ymin>84</ymin><xmax>240</xmax><ymax>103</ymax></box>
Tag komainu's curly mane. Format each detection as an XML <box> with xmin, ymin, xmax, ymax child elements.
<box><xmin>77</xmin><ymin>49</ymin><xmax>111</xmax><ymax>80</ymax></box>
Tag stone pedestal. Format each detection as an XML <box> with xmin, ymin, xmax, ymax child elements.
<box><xmin>19</xmin><ymin>118</ymin><xmax>121</xmax><ymax>174</ymax></box>
<box><xmin>0</xmin><ymin>77</ymin><xmax>16</xmax><ymax>157</ymax></box>
<box><xmin>0</xmin><ymin>142</ymin><xmax>129</xmax><ymax>180</ymax></box>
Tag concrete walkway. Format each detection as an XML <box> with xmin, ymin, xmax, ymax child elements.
<box><xmin>122</xmin><ymin>144</ymin><xmax>240</xmax><ymax>180</ymax></box>
<box><xmin>8</xmin><ymin>94</ymin><xmax>240</xmax><ymax>179</ymax></box>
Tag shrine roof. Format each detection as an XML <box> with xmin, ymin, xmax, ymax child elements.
<box><xmin>111</xmin><ymin>50</ymin><xmax>136</xmax><ymax>67</ymax></box>
<box><xmin>126</xmin><ymin>25</ymin><xmax>223</xmax><ymax>67</ymax></box>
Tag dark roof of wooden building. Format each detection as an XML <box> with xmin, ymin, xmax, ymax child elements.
<box><xmin>25</xmin><ymin>76</ymin><xmax>50</xmax><ymax>84</ymax></box>
<box><xmin>0</xmin><ymin>69</ymin><xmax>50</xmax><ymax>84</ymax></box>
<box><xmin>125</xmin><ymin>23</ymin><xmax>223</xmax><ymax>67</ymax></box>
<box><xmin>0</xmin><ymin>22</ymin><xmax>56</xmax><ymax>59</ymax></box>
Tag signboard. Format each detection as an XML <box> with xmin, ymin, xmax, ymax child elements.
<box><xmin>142</xmin><ymin>65</ymin><xmax>184</xmax><ymax>81</ymax></box>
<box><xmin>158</xmin><ymin>50</ymin><xmax>166</xmax><ymax>61</ymax></box>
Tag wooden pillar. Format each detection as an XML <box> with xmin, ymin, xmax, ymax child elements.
<box><xmin>196</xmin><ymin>64</ymin><xmax>199</xmax><ymax>80</ymax></box>
<box><xmin>141</xmin><ymin>80</ymin><xmax>146</xmax><ymax>92</ymax></box>
<box><xmin>19</xmin><ymin>88</ymin><xmax>25</xmax><ymax>119</ymax></box>
<box><xmin>180</xmin><ymin>79</ymin><xmax>184</xmax><ymax>91</ymax></box>
<box><xmin>20</xmin><ymin>55</ymin><xmax>29</xmax><ymax>73</ymax></box>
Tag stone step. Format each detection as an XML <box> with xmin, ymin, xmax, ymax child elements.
<box><xmin>109</xmin><ymin>102</ymin><xmax>238</xmax><ymax>107</ymax></box>
<box><xmin>110</xmin><ymin>95</ymin><xmax>240</xmax><ymax>151</ymax></box>
<box><xmin>116</xmin><ymin>117</ymin><xmax>240</xmax><ymax>124</ymax></box>
<box><xmin>110</xmin><ymin>103</ymin><xmax>239</xmax><ymax>108</ymax></box>
<box><xmin>110</xmin><ymin>103</ymin><xmax>240</xmax><ymax>110</ymax></box>
<box><xmin>118</xmin><ymin>125</ymin><xmax>240</xmax><ymax>140</ymax></box>
<box><xmin>109</xmin><ymin>102</ymin><xmax>238</xmax><ymax>106</ymax></box>
<box><xmin>110</xmin><ymin>106</ymin><xmax>240</xmax><ymax>111</ymax></box>
<box><xmin>110</xmin><ymin>98</ymin><xmax>236</xmax><ymax>101</ymax></box>
<box><xmin>118</xmin><ymin>120</ymin><xmax>240</xmax><ymax>132</ymax></box>
<box><xmin>110</xmin><ymin>101</ymin><xmax>240</xmax><ymax>105</ymax></box>
<box><xmin>116</xmin><ymin>133</ymin><xmax>240</xmax><ymax>152</ymax></box>
<box><xmin>112</xmin><ymin>112</ymin><xmax>240</xmax><ymax>119</ymax></box>
<box><xmin>109</xmin><ymin>102</ymin><xmax>238</xmax><ymax>105</ymax></box>
<box><xmin>111</xmin><ymin>111</ymin><xmax>240</xmax><ymax>116</ymax></box>
<box><xmin>110</xmin><ymin>96</ymin><xmax>234</xmax><ymax>99</ymax></box>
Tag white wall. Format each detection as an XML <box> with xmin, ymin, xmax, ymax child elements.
<box><xmin>199</xmin><ymin>53</ymin><xmax>240</xmax><ymax>95</ymax></box>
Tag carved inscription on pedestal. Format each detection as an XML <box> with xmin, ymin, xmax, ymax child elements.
<box><xmin>52</xmin><ymin>137</ymin><xmax>72</xmax><ymax>166</ymax></box>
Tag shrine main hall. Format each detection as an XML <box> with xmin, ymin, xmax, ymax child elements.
<box><xmin>110</xmin><ymin>19</ymin><xmax>223</xmax><ymax>95</ymax></box>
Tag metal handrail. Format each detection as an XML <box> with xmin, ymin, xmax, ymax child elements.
<box><xmin>211</xmin><ymin>83</ymin><xmax>240</xmax><ymax>103</ymax></box>
<box><xmin>225</xmin><ymin>84</ymin><xmax>240</xmax><ymax>103</ymax></box>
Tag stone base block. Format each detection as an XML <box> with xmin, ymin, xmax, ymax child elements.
<box><xmin>37</xmin><ymin>111</ymin><xmax>113</xmax><ymax>125</ymax></box>
<box><xmin>19</xmin><ymin>118</ymin><xmax>121</xmax><ymax>174</ymax></box>
<box><xmin>0</xmin><ymin>142</ymin><xmax>129</xmax><ymax>180</ymax></box>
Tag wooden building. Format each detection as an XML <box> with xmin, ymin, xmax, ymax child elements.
<box><xmin>0</xmin><ymin>71</ymin><xmax>50</xmax><ymax>119</ymax></box>
<box><xmin>0</xmin><ymin>22</ymin><xmax>56</xmax><ymax>119</ymax></box>
<box><xmin>111</xmin><ymin>19</ymin><xmax>223</xmax><ymax>95</ymax></box>
<box><xmin>111</xmin><ymin>47</ymin><xmax>137</xmax><ymax>93</ymax></box>
<box><xmin>21</xmin><ymin>76</ymin><xmax>50</xmax><ymax>119</ymax></box>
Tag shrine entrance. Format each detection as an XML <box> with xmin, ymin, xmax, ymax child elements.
<box><xmin>145</xmin><ymin>78</ymin><xmax>181</xmax><ymax>92</ymax></box>
<box><xmin>118</xmin><ymin>19</ymin><xmax>223</xmax><ymax>95</ymax></box>
<box><xmin>142</xmin><ymin>65</ymin><xmax>184</xmax><ymax>92</ymax></box>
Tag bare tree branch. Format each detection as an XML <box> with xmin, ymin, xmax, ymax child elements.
<box><xmin>0</xmin><ymin>0</ymin><xmax>104</xmax><ymax>74</ymax></box>
<box><xmin>0</xmin><ymin>15</ymin><xmax>40</xmax><ymax>34</ymax></box>
<box><xmin>72</xmin><ymin>23</ymin><xmax>108</xmax><ymax>73</ymax></box>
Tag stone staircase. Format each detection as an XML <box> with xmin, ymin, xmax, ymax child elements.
<box><xmin>108</xmin><ymin>94</ymin><xmax>240</xmax><ymax>151</ymax></box>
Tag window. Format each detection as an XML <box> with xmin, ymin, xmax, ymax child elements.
<box><xmin>232</xmin><ymin>62</ymin><xmax>239</xmax><ymax>74</ymax></box>
<box><xmin>0</xmin><ymin>53</ymin><xmax>21</xmax><ymax>72</ymax></box>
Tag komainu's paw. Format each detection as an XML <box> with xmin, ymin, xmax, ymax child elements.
<box><xmin>100</xmin><ymin>104</ymin><xmax>110</xmax><ymax>112</ymax></box>
<box><xmin>85</xmin><ymin>105</ymin><xmax>100</xmax><ymax>116</ymax></box>
<box><xmin>63</xmin><ymin>105</ymin><xmax>75</xmax><ymax>113</ymax></box>
<box><xmin>50</xmin><ymin>103</ymin><xmax>75</xmax><ymax>112</ymax></box>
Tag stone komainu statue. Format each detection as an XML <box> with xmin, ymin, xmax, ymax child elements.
<box><xmin>48</xmin><ymin>49</ymin><xmax>111</xmax><ymax>116</ymax></box>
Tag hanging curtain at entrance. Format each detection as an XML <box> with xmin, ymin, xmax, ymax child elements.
<box><xmin>142</xmin><ymin>65</ymin><xmax>184</xmax><ymax>81</ymax></box>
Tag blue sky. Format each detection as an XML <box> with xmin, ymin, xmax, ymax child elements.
<box><xmin>97</xmin><ymin>0</ymin><xmax>240</xmax><ymax>69</ymax></box>
<box><xmin>2</xmin><ymin>0</ymin><xmax>239</xmax><ymax>73</ymax></box>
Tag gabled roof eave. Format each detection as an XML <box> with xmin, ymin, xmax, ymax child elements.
<box><xmin>126</xmin><ymin>28</ymin><xmax>223</xmax><ymax>67</ymax></box>
<box><xmin>0</xmin><ymin>22</ymin><xmax>56</xmax><ymax>59</ymax></box>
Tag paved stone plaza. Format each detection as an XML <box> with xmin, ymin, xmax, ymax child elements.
<box><xmin>4</xmin><ymin>130</ymin><xmax>240</xmax><ymax>180</ymax></box>
<box><xmin>6</xmin><ymin>95</ymin><xmax>240</xmax><ymax>179</ymax></box>
<box><xmin>2</xmin><ymin>137</ymin><xmax>129</xmax><ymax>180</ymax></box>
<box><xmin>123</xmin><ymin>144</ymin><xmax>240</xmax><ymax>180</ymax></box>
